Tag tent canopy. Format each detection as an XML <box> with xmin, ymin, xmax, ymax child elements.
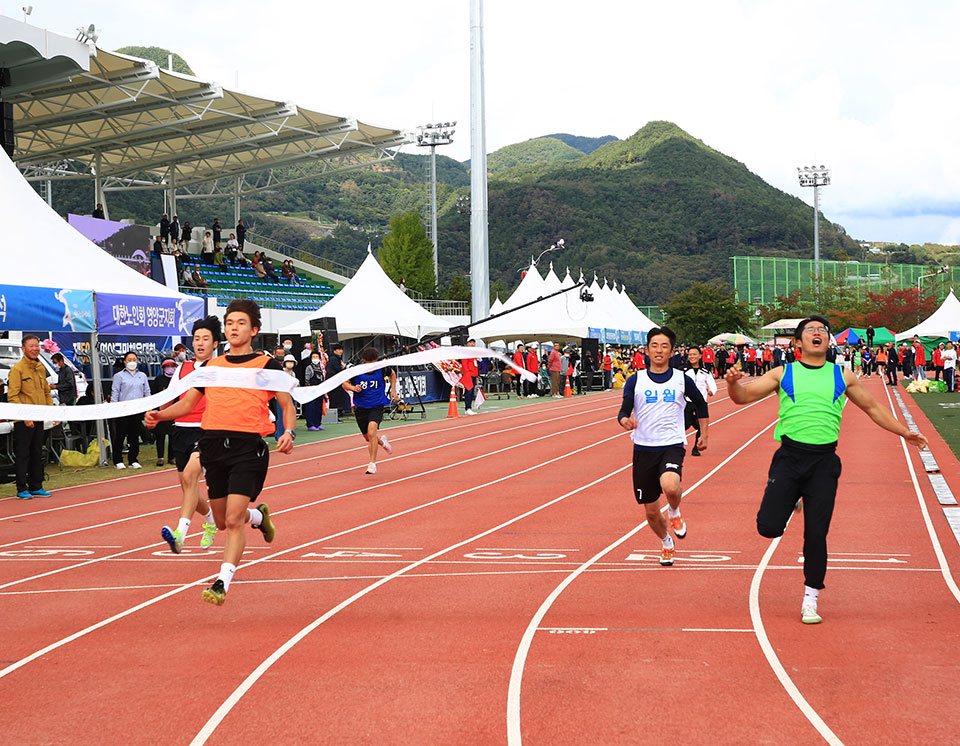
<box><xmin>278</xmin><ymin>250</ymin><xmax>449</xmax><ymax>339</ymax></box>
<box><xmin>896</xmin><ymin>291</ymin><xmax>960</xmax><ymax>341</ymax></box>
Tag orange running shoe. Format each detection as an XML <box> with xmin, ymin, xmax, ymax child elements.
<box><xmin>669</xmin><ymin>515</ymin><xmax>687</xmax><ymax>539</ymax></box>
<box><xmin>659</xmin><ymin>546</ymin><xmax>675</xmax><ymax>566</ymax></box>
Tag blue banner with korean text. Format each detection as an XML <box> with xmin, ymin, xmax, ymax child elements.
<box><xmin>588</xmin><ymin>328</ymin><xmax>602</xmax><ymax>340</ymax></box>
<box><xmin>631</xmin><ymin>330</ymin><xmax>646</xmax><ymax>344</ymax></box>
<box><xmin>0</xmin><ymin>284</ymin><xmax>95</xmax><ymax>333</ymax></box>
<box><xmin>96</xmin><ymin>293</ymin><xmax>204</xmax><ymax>337</ymax></box>
<box><xmin>618</xmin><ymin>330</ymin><xmax>631</xmax><ymax>344</ymax></box>
<box><xmin>603</xmin><ymin>328</ymin><xmax>618</xmax><ymax>344</ymax></box>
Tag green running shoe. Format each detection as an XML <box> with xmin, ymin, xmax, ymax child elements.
<box><xmin>199</xmin><ymin>522</ymin><xmax>218</xmax><ymax>550</ymax></box>
<box><xmin>161</xmin><ymin>526</ymin><xmax>184</xmax><ymax>554</ymax></box>
<box><xmin>255</xmin><ymin>503</ymin><xmax>275</xmax><ymax>543</ymax></box>
<box><xmin>801</xmin><ymin>604</ymin><xmax>822</xmax><ymax>624</ymax></box>
<box><xmin>201</xmin><ymin>579</ymin><xmax>226</xmax><ymax>606</ymax></box>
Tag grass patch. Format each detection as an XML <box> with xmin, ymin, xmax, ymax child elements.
<box><xmin>908</xmin><ymin>390</ymin><xmax>960</xmax><ymax>461</ymax></box>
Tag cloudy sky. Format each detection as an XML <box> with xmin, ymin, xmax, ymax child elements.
<box><xmin>13</xmin><ymin>0</ymin><xmax>960</xmax><ymax>244</ymax></box>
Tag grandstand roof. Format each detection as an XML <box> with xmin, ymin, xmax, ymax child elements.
<box><xmin>1</xmin><ymin>17</ymin><xmax>409</xmax><ymax>193</ymax></box>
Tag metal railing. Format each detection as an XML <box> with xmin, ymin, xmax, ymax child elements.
<box><xmin>246</xmin><ymin>231</ymin><xmax>358</xmax><ymax>279</ymax></box>
<box><xmin>420</xmin><ymin>299</ymin><xmax>470</xmax><ymax>316</ymax></box>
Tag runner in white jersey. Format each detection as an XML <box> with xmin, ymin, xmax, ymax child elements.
<box><xmin>618</xmin><ymin>326</ymin><xmax>710</xmax><ymax>566</ymax></box>
<box><xmin>683</xmin><ymin>345</ymin><xmax>717</xmax><ymax>457</ymax></box>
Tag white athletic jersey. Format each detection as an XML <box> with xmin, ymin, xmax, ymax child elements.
<box><xmin>685</xmin><ymin>367</ymin><xmax>716</xmax><ymax>401</ymax></box>
<box><xmin>625</xmin><ymin>369</ymin><xmax>688</xmax><ymax>448</ymax></box>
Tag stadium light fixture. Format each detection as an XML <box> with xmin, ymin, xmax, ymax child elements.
<box><xmin>75</xmin><ymin>23</ymin><xmax>100</xmax><ymax>44</ymax></box>
<box><xmin>416</xmin><ymin>121</ymin><xmax>456</xmax><ymax>288</ymax></box>
<box><xmin>22</xmin><ymin>5</ymin><xmax>32</xmax><ymax>22</ymax></box>
<box><xmin>797</xmin><ymin>164</ymin><xmax>831</xmax><ymax>281</ymax></box>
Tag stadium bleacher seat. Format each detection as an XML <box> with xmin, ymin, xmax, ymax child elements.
<box><xmin>179</xmin><ymin>260</ymin><xmax>337</xmax><ymax>310</ymax></box>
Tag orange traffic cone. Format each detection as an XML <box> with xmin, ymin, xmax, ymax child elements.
<box><xmin>446</xmin><ymin>385</ymin><xmax>459</xmax><ymax>418</ymax></box>
<box><xmin>563</xmin><ymin>372</ymin><xmax>573</xmax><ymax>398</ymax></box>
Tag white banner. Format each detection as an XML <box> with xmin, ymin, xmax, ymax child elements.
<box><xmin>0</xmin><ymin>346</ymin><xmax>534</xmax><ymax>422</ymax></box>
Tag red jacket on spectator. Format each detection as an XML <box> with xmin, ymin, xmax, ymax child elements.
<box><xmin>702</xmin><ymin>347</ymin><xmax>715</xmax><ymax>364</ymax></box>
<box><xmin>602</xmin><ymin>354</ymin><xmax>612</xmax><ymax>371</ymax></box>
<box><xmin>526</xmin><ymin>350</ymin><xmax>539</xmax><ymax>374</ymax></box>
<box><xmin>548</xmin><ymin>349</ymin><xmax>561</xmax><ymax>372</ymax></box>
<box><xmin>460</xmin><ymin>358</ymin><xmax>478</xmax><ymax>389</ymax></box>
<box><xmin>914</xmin><ymin>342</ymin><xmax>926</xmax><ymax>366</ymax></box>
<box><xmin>513</xmin><ymin>349</ymin><xmax>524</xmax><ymax>370</ymax></box>
<box><xmin>934</xmin><ymin>348</ymin><xmax>943</xmax><ymax>367</ymax></box>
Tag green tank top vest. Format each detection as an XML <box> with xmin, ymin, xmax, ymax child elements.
<box><xmin>775</xmin><ymin>362</ymin><xmax>847</xmax><ymax>445</ymax></box>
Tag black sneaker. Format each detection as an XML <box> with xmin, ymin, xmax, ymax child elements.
<box><xmin>691</xmin><ymin>446</ymin><xmax>701</xmax><ymax>456</ymax></box>
<box><xmin>201</xmin><ymin>579</ymin><xmax>226</xmax><ymax>606</ymax></box>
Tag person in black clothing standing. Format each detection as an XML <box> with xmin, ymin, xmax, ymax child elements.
<box><xmin>212</xmin><ymin>218</ymin><xmax>222</xmax><ymax>248</ymax></box>
<box><xmin>92</xmin><ymin>203</ymin><xmax>105</xmax><ymax>219</ymax></box>
<box><xmin>236</xmin><ymin>219</ymin><xmax>247</xmax><ymax>250</ymax></box>
<box><xmin>152</xmin><ymin>236</ymin><xmax>165</xmax><ymax>257</ymax></box>
<box><xmin>325</xmin><ymin>342</ymin><xmax>346</xmax><ymax>421</ymax></box>
<box><xmin>866</xmin><ymin>325</ymin><xmax>875</xmax><ymax>349</ymax></box>
<box><xmin>169</xmin><ymin>215</ymin><xmax>181</xmax><ymax>247</ymax></box>
<box><xmin>885</xmin><ymin>342</ymin><xmax>899</xmax><ymax>386</ymax></box>
<box><xmin>160</xmin><ymin>214</ymin><xmax>170</xmax><ymax>246</ymax></box>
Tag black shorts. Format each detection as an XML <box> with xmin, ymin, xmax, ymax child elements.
<box><xmin>198</xmin><ymin>432</ymin><xmax>270</xmax><ymax>501</ymax></box>
<box><xmin>169</xmin><ymin>425</ymin><xmax>201</xmax><ymax>472</ymax></box>
<box><xmin>632</xmin><ymin>446</ymin><xmax>685</xmax><ymax>504</ymax></box>
<box><xmin>355</xmin><ymin>406</ymin><xmax>384</xmax><ymax>434</ymax></box>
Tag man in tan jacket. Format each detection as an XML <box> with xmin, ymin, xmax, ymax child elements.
<box><xmin>7</xmin><ymin>335</ymin><xmax>56</xmax><ymax>499</ymax></box>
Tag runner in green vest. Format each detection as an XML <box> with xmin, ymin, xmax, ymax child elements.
<box><xmin>725</xmin><ymin>315</ymin><xmax>927</xmax><ymax>624</ymax></box>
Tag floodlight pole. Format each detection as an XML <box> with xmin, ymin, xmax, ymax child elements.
<box><xmin>469</xmin><ymin>0</ymin><xmax>490</xmax><ymax>322</ymax></box>
<box><xmin>415</xmin><ymin>123</ymin><xmax>455</xmax><ymax>291</ymax></box>
<box><xmin>797</xmin><ymin>165</ymin><xmax>831</xmax><ymax>288</ymax></box>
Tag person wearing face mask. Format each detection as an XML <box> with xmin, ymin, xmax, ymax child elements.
<box><xmin>110</xmin><ymin>352</ymin><xmax>151</xmax><ymax>469</ymax></box>
<box><xmin>303</xmin><ymin>351</ymin><xmax>326</xmax><ymax>431</ymax></box>
<box><xmin>150</xmin><ymin>358</ymin><xmax>179</xmax><ymax>466</ymax></box>
<box><xmin>173</xmin><ymin>343</ymin><xmax>189</xmax><ymax>363</ymax></box>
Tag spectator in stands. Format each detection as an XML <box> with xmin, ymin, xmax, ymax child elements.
<box><xmin>181</xmin><ymin>221</ymin><xmax>192</xmax><ymax>251</ymax></box>
<box><xmin>8</xmin><ymin>335</ymin><xmax>57</xmax><ymax>498</ymax></box>
<box><xmin>200</xmin><ymin>231</ymin><xmax>214</xmax><ymax>264</ymax></box>
<box><xmin>152</xmin><ymin>236</ymin><xmax>165</xmax><ymax>257</ymax></box>
<box><xmin>212</xmin><ymin>218</ymin><xmax>222</xmax><ymax>247</ymax></box>
<box><xmin>252</xmin><ymin>252</ymin><xmax>267</xmax><ymax>279</ymax></box>
<box><xmin>93</xmin><ymin>203</ymin><xmax>105</xmax><ymax>219</ymax></box>
<box><xmin>181</xmin><ymin>264</ymin><xmax>195</xmax><ymax>288</ymax></box>
<box><xmin>213</xmin><ymin>245</ymin><xmax>226</xmax><ymax>268</ymax></box>
<box><xmin>110</xmin><ymin>351</ymin><xmax>150</xmax><ymax>469</ymax></box>
<box><xmin>160</xmin><ymin>214</ymin><xmax>170</xmax><ymax>245</ymax></box>
<box><xmin>236</xmin><ymin>218</ymin><xmax>247</xmax><ymax>249</ymax></box>
<box><xmin>225</xmin><ymin>233</ymin><xmax>240</xmax><ymax>264</ymax></box>
<box><xmin>169</xmin><ymin>215</ymin><xmax>181</xmax><ymax>247</ymax></box>
<box><xmin>399</xmin><ymin>278</ymin><xmax>407</xmax><ymax>294</ymax></box>
<box><xmin>281</xmin><ymin>260</ymin><xmax>301</xmax><ymax>285</ymax></box>
<box><xmin>263</xmin><ymin>256</ymin><xmax>280</xmax><ymax>283</ymax></box>
<box><xmin>191</xmin><ymin>265</ymin><xmax>210</xmax><ymax>293</ymax></box>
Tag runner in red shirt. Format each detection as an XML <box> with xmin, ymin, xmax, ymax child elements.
<box><xmin>526</xmin><ymin>346</ymin><xmax>540</xmax><ymax>397</ymax></box>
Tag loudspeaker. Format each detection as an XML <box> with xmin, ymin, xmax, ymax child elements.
<box><xmin>581</xmin><ymin>337</ymin><xmax>599</xmax><ymax>361</ymax></box>
<box><xmin>1</xmin><ymin>101</ymin><xmax>14</xmax><ymax>159</ymax></box>
<box><xmin>450</xmin><ymin>329</ymin><xmax>468</xmax><ymax>346</ymax></box>
<box><xmin>309</xmin><ymin>316</ymin><xmax>339</xmax><ymax>353</ymax></box>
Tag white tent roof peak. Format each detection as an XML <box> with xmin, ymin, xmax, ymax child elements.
<box><xmin>278</xmin><ymin>250</ymin><xmax>448</xmax><ymax>338</ymax></box>
<box><xmin>896</xmin><ymin>290</ymin><xmax>960</xmax><ymax>340</ymax></box>
<box><xmin>367</xmin><ymin>242</ymin><xmax>372</xmax><ymax>254</ymax></box>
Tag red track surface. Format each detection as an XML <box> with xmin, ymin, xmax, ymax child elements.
<box><xmin>2</xmin><ymin>381</ymin><xmax>958</xmax><ymax>745</ymax></box>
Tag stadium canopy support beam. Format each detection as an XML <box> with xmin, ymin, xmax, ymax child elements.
<box><xmin>167</xmin><ymin>165</ymin><xmax>177</xmax><ymax>218</ymax></box>
<box><xmin>234</xmin><ymin>175</ymin><xmax>241</xmax><ymax>226</ymax></box>
<box><xmin>93</xmin><ymin>150</ymin><xmax>109</xmax><ymax>220</ymax></box>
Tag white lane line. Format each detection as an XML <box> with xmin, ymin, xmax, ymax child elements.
<box><xmin>0</xmin><ymin>420</ymin><xmax>631</xmax><ymax>681</ymax></box>
<box><xmin>749</xmin><ymin>532</ymin><xmax>845</xmax><ymax>746</ymax></box>
<box><xmin>0</xmin><ymin>400</ymin><xmax>625</xmax><ymax>549</ymax></box>
<box><xmin>187</xmin><ymin>464</ymin><xmax>635</xmax><ymax>746</ymax></box>
<box><xmin>506</xmin><ymin>402</ymin><xmax>775</xmax><ymax>746</ymax></box>
<box><xmin>0</xmin><ymin>415</ymin><xmax>614</xmax><ymax>590</ymax></box>
<box><xmin>683</xmin><ymin>628</ymin><xmax>753</xmax><ymax>633</ymax></box>
<box><xmin>882</xmin><ymin>380</ymin><xmax>960</xmax><ymax>604</ymax></box>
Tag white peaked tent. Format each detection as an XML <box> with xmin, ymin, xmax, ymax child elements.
<box><xmin>278</xmin><ymin>249</ymin><xmax>450</xmax><ymax>339</ymax></box>
<box><xmin>896</xmin><ymin>290</ymin><xmax>960</xmax><ymax>340</ymax></box>
<box><xmin>1</xmin><ymin>147</ymin><xmax>186</xmax><ymax>299</ymax></box>
<box><xmin>617</xmin><ymin>284</ymin><xmax>658</xmax><ymax>333</ymax></box>
<box><xmin>489</xmin><ymin>295</ymin><xmax>504</xmax><ymax>315</ymax></box>
<box><xmin>542</xmin><ymin>263</ymin><xmax>563</xmax><ymax>293</ymax></box>
<box><xmin>502</xmin><ymin>262</ymin><xmax>546</xmax><ymax>310</ymax></box>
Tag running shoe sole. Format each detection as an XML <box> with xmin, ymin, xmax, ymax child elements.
<box><xmin>200</xmin><ymin>523</ymin><xmax>218</xmax><ymax>550</ymax></box>
<box><xmin>201</xmin><ymin>581</ymin><xmax>226</xmax><ymax>606</ymax></box>
<box><xmin>160</xmin><ymin>526</ymin><xmax>182</xmax><ymax>554</ymax></box>
<box><xmin>801</xmin><ymin>606</ymin><xmax>822</xmax><ymax>624</ymax></box>
<box><xmin>255</xmin><ymin>503</ymin><xmax>275</xmax><ymax>543</ymax></box>
<box><xmin>659</xmin><ymin>549</ymin><xmax>675</xmax><ymax>566</ymax></box>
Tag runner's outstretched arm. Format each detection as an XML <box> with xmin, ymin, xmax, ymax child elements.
<box><xmin>843</xmin><ymin>371</ymin><xmax>928</xmax><ymax>449</ymax></box>
<box><xmin>725</xmin><ymin>366</ymin><xmax>781</xmax><ymax>405</ymax></box>
<box><xmin>146</xmin><ymin>389</ymin><xmax>202</xmax><ymax>427</ymax></box>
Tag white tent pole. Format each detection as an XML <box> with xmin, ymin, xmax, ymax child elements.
<box><xmin>89</xmin><ymin>292</ymin><xmax>108</xmax><ymax>467</ymax></box>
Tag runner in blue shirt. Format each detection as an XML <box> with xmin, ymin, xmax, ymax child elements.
<box><xmin>342</xmin><ymin>347</ymin><xmax>399</xmax><ymax>474</ymax></box>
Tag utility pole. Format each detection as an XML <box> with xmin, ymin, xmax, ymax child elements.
<box><xmin>469</xmin><ymin>0</ymin><xmax>490</xmax><ymax>321</ymax></box>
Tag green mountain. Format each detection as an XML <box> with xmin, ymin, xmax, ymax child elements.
<box><xmin>486</xmin><ymin>137</ymin><xmax>584</xmax><ymax>174</ymax></box>
<box><xmin>542</xmin><ymin>133</ymin><xmax>618</xmax><ymax>154</ymax></box>
<box><xmin>113</xmin><ymin>46</ymin><xmax>194</xmax><ymax>75</ymax></box>
<box><xmin>43</xmin><ymin>116</ymin><xmax>856</xmax><ymax>304</ymax></box>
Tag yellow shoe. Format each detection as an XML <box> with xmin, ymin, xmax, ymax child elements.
<box><xmin>255</xmin><ymin>503</ymin><xmax>275</xmax><ymax>543</ymax></box>
<box><xmin>201</xmin><ymin>579</ymin><xmax>226</xmax><ymax>606</ymax></box>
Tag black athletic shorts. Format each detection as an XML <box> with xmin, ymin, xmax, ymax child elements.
<box><xmin>169</xmin><ymin>425</ymin><xmax>201</xmax><ymax>472</ymax></box>
<box><xmin>355</xmin><ymin>405</ymin><xmax>384</xmax><ymax>434</ymax></box>
<box><xmin>632</xmin><ymin>446</ymin><xmax>685</xmax><ymax>504</ymax></box>
<box><xmin>198</xmin><ymin>431</ymin><xmax>270</xmax><ymax>501</ymax></box>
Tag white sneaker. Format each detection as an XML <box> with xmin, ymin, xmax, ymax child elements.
<box><xmin>129</xmin><ymin>462</ymin><xmax>142</xmax><ymax>470</ymax></box>
<box><xmin>380</xmin><ymin>434</ymin><xmax>393</xmax><ymax>455</ymax></box>
<box><xmin>114</xmin><ymin>463</ymin><xmax>126</xmax><ymax>470</ymax></box>
<box><xmin>365</xmin><ymin>462</ymin><xmax>377</xmax><ymax>475</ymax></box>
<box><xmin>465</xmin><ymin>409</ymin><xmax>476</xmax><ymax>415</ymax></box>
<box><xmin>801</xmin><ymin>604</ymin><xmax>822</xmax><ymax>624</ymax></box>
